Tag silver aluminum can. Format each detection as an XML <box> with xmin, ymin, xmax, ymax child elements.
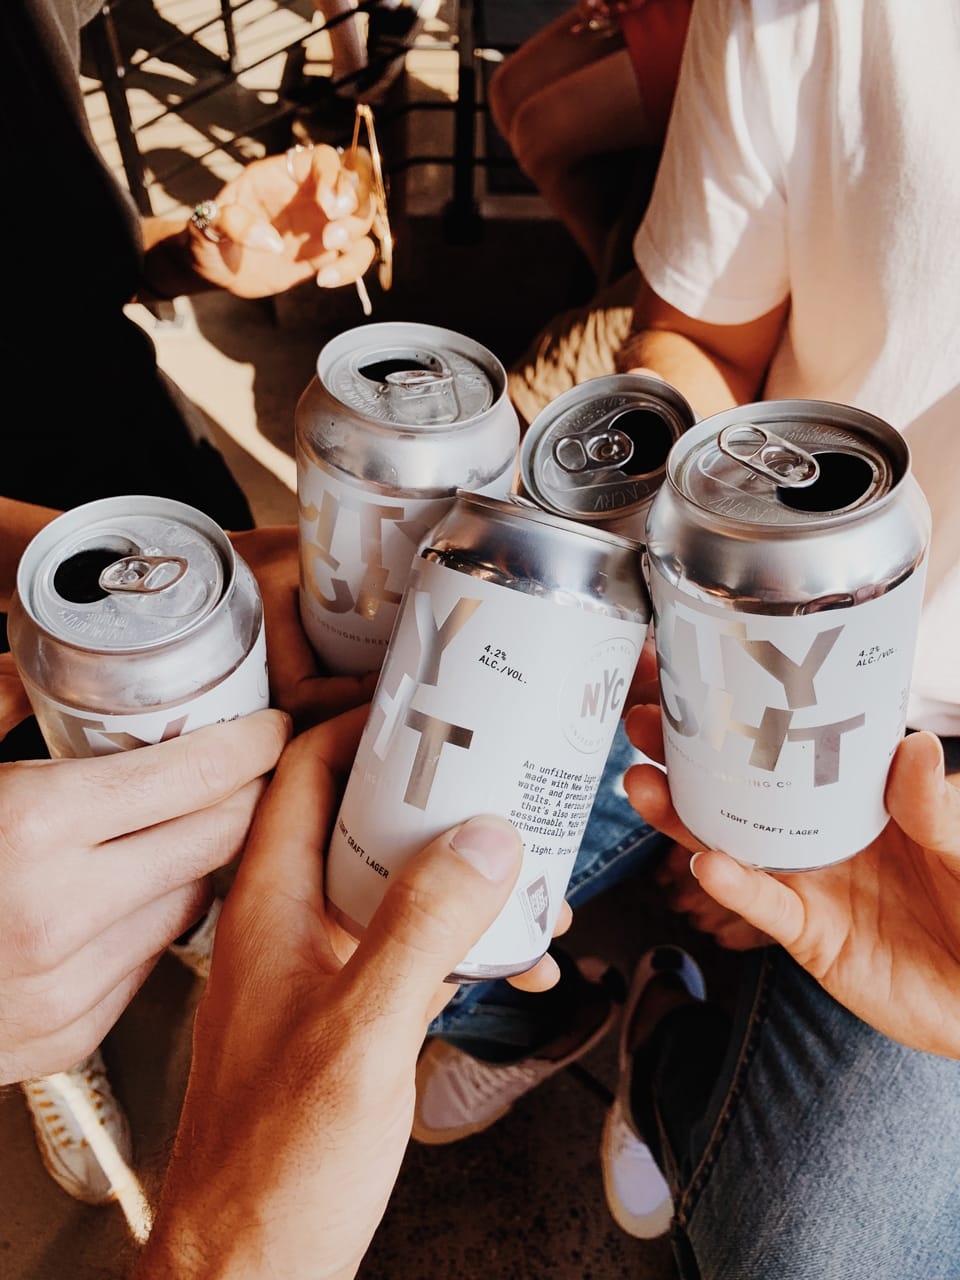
<box><xmin>7</xmin><ymin>495</ymin><xmax>269</xmax><ymax>758</ymax></box>
<box><xmin>519</xmin><ymin>373</ymin><xmax>696</xmax><ymax>541</ymax></box>
<box><xmin>296</xmin><ymin>321</ymin><xmax>520</xmax><ymax>675</ymax></box>
<box><xmin>645</xmin><ymin>400</ymin><xmax>931</xmax><ymax>871</ymax></box>
<box><xmin>325</xmin><ymin>491</ymin><xmax>651</xmax><ymax>980</ymax></box>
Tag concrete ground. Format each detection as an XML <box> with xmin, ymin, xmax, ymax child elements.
<box><xmin>2</xmin><ymin>3</ymin><xmax>743</xmax><ymax>1277</ymax></box>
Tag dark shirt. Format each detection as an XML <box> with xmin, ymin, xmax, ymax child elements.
<box><xmin>0</xmin><ymin>0</ymin><xmax>252</xmax><ymax>530</ymax></box>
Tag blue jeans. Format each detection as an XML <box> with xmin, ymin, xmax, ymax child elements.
<box><xmin>635</xmin><ymin>945</ymin><xmax>960</xmax><ymax>1279</ymax></box>
<box><xmin>429</xmin><ymin>721</ymin><xmax>669</xmax><ymax>1057</ymax></box>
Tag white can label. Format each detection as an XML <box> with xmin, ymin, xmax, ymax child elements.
<box><xmin>31</xmin><ymin>624</ymin><xmax>269</xmax><ymax>759</ymax></box>
<box><xmin>326</xmin><ymin>557</ymin><xmax>645</xmax><ymax>973</ymax></box>
<box><xmin>651</xmin><ymin>565</ymin><xmax>926</xmax><ymax>869</ymax></box>
<box><xmin>297</xmin><ymin>454</ymin><xmax>511</xmax><ymax>675</ymax></box>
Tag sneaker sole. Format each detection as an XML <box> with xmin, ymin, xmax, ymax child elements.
<box><xmin>411</xmin><ymin>999</ymin><xmax>618</xmax><ymax>1146</ymax></box>
<box><xmin>600</xmin><ymin>1105</ymin><xmax>673</xmax><ymax>1239</ymax></box>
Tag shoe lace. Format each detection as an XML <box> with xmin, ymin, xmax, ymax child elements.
<box><xmin>451</xmin><ymin>1051</ymin><xmax>553</xmax><ymax>1112</ymax></box>
<box><xmin>24</xmin><ymin>1053</ymin><xmax>115</xmax><ymax>1150</ymax></box>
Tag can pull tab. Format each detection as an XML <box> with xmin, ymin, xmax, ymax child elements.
<box><xmin>554</xmin><ymin>427</ymin><xmax>635</xmax><ymax>473</ymax></box>
<box><xmin>382</xmin><ymin>368</ymin><xmax>459</xmax><ymax>424</ymax></box>
<box><xmin>98</xmin><ymin>555</ymin><xmax>189</xmax><ymax>594</ymax></box>
<box><xmin>718</xmin><ymin>425</ymin><xmax>820</xmax><ymax>488</ymax></box>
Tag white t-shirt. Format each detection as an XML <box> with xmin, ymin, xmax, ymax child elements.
<box><xmin>634</xmin><ymin>0</ymin><xmax>960</xmax><ymax>733</ymax></box>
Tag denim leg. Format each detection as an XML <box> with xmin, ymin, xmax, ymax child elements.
<box><xmin>429</xmin><ymin>721</ymin><xmax>669</xmax><ymax>1056</ymax></box>
<box><xmin>637</xmin><ymin>947</ymin><xmax>960</xmax><ymax>1280</ymax></box>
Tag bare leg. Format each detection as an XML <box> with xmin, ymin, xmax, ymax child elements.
<box><xmin>507</xmin><ymin>48</ymin><xmax>653</xmax><ymax>272</ymax></box>
<box><xmin>488</xmin><ymin>7</ymin><xmax>624</xmax><ymax>144</ymax></box>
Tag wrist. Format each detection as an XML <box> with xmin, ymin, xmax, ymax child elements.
<box><xmin>139</xmin><ymin>217</ymin><xmax>215</xmax><ymax>302</ymax></box>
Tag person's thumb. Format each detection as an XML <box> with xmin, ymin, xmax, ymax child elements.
<box><xmin>886</xmin><ymin>730</ymin><xmax>960</xmax><ymax>861</ymax></box>
<box><xmin>340</xmin><ymin>815</ymin><xmax>523</xmax><ymax>1026</ymax></box>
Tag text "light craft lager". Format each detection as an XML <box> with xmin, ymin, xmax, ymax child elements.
<box><xmin>296</xmin><ymin>321</ymin><xmax>519</xmax><ymax>675</ymax></box>
<box><xmin>645</xmin><ymin>401</ymin><xmax>930</xmax><ymax>871</ymax></box>
<box><xmin>7</xmin><ymin>496</ymin><xmax>268</xmax><ymax>759</ymax></box>
<box><xmin>325</xmin><ymin>491</ymin><xmax>651</xmax><ymax>980</ymax></box>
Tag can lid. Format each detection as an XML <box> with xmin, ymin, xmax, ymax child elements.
<box><xmin>23</xmin><ymin>508</ymin><xmax>226</xmax><ymax>651</ymax></box>
<box><xmin>670</xmin><ymin>401</ymin><xmax>904</xmax><ymax>527</ymax></box>
<box><xmin>452</xmin><ymin>489</ymin><xmax>645</xmax><ymax>553</ymax></box>
<box><xmin>519</xmin><ymin>375</ymin><xmax>696</xmax><ymax>522</ymax></box>
<box><xmin>321</xmin><ymin>330</ymin><xmax>496</xmax><ymax>427</ymax></box>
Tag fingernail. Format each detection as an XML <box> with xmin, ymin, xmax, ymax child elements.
<box><xmin>451</xmin><ymin>816</ymin><xmax>521</xmax><ymax>882</ymax></box>
<box><xmin>246</xmin><ymin>221</ymin><xmax>285</xmax><ymax>254</ymax></box>
<box><xmin>333</xmin><ymin>189</ymin><xmax>358</xmax><ymax>216</ymax></box>
<box><xmin>689</xmin><ymin>852</ymin><xmax>703</xmax><ymax>880</ymax></box>
<box><xmin>322</xmin><ymin>221</ymin><xmax>350</xmax><ymax>251</ymax></box>
<box><xmin>317</xmin><ymin>265</ymin><xmax>341</xmax><ymax>288</ymax></box>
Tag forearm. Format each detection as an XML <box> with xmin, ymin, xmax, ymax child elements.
<box><xmin>139</xmin><ymin>217</ymin><xmax>218</xmax><ymax>302</ymax></box>
<box><xmin>614</xmin><ymin>277</ymin><xmax>788</xmax><ymax>419</ymax></box>
<box><xmin>131</xmin><ymin>1196</ymin><xmax>360</xmax><ymax>1280</ymax></box>
<box><xmin>0</xmin><ymin>498</ymin><xmax>61</xmax><ymax>610</ymax></box>
<box><xmin>615</xmin><ymin>327</ymin><xmax>751</xmax><ymax>418</ymax></box>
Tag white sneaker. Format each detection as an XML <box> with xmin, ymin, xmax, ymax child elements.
<box><xmin>22</xmin><ymin>1049</ymin><xmax>134</xmax><ymax>1205</ymax></box>
<box><xmin>601</xmin><ymin>946</ymin><xmax>706</xmax><ymax>1239</ymax></box>
<box><xmin>412</xmin><ymin>968</ymin><xmax>617</xmax><ymax>1145</ymax></box>
<box><xmin>167</xmin><ymin>897</ymin><xmax>222</xmax><ymax>980</ymax></box>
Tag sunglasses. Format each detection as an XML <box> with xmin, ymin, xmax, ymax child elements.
<box><xmin>350</xmin><ymin>103</ymin><xmax>393</xmax><ymax>313</ymax></box>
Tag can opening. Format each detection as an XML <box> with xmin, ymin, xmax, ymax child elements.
<box><xmin>775</xmin><ymin>451</ymin><xmax>876</xmax><ymax>512</ymax></box>
<box><xmin>53</xmin><ymin>548</ymin><xmax>125</xmax><ymax>604</ymax></box>
<box><xmin>359</xmin><ymin>355</ymin><xmax>440</xmax><ymax>382</ymax></box>
<box><xmin>608</xmin><ymin>408</ymin><xmax>675</xmax><ymax>475</ymax></box>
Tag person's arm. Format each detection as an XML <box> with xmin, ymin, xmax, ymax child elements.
<box><xmin>615</xmin><ymin>274</ymin><xmax>790</xmax><ymax>417</ymax></box>
<box><xmin>132</xmin><ymin>711</ymin><xmax>526</xmax><ymax>1280</ymax></box>
<box><xmin>0</xmin><ymin>497</ymin><xmax>61</xmax><ymax>611</ymax></box>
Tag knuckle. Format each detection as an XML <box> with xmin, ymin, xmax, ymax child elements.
<box><xmin>5</xmin><ymin>906</ymin><xmax>73</xmax><ymax>976</ymax></box>
<box><xmin>0</xmin><ymin>772</ymin><xmax>57</xmax><ymax>862</ymax></box>
<box><xmin>385</xmin><ymin>878</ymin><xmax>459</xmax><ymax>960</ymax></box>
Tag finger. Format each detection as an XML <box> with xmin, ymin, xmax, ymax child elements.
<box><xmin>314</xmin><ymin>236</ymin><xmax>377</xmax><ymax>289</ymax></box>
<box><xmin>552</xmin><ymin>900</ymin><xmax>573</xmax><ymax>937</ymax></box>
<box><xmin>506</xmin><ymin>951</ymin><xmax>562</xmax><ymax>993</ymax></box>
<box><xmin>81</xmin><ymin>779</ymin><xmax>266</xmax><ymax>942</ymax></box>
<box><xmin>624</xmin><ymin>703</ymin><xmax>664</xmax><ymax>763</ymax></box>
<box><xmin>626</xmin><ymin>636</ymin><xmax>660</xmax><ymax>709</ymax></box>
<box><xmin>320</xmin><ymin>196</ymin><xmax>376</xmax><ymax>252</ymax></box>
<box><xmin>0</xmin><ymin>958</ymin><xmax>156</xmax><ymax>1085</ymax></box>
<box><xmin>886</xmin><ymin>732</ymin><xmax>960</xmax><ymax>861</ymax></box>
<box><xmin>342</xmin><ymin>147</ymin><xmax>374</xmax><ymax>199</ymax></box>
<box><xmin>622</xmin><ymin>760</ymin><xmax>699</xmax><ymax>848</ymax></box>
<box><xmin>5</xmin><ymin>709</ymin><xmax>290</xmax><ymax>849</ymax></box>
<box><xmin>231</xmin><ymin>707</ymin><xmax>369</xmax><ymax>908</ymax></box>
<box><xmin>214</xmin><ymin>203</ymin><xmax>285</xmax><ymax>254</ymax></box>
<box><xmin>4</xmin><ymin>878</ymin><xmax>213</xmax><ymax>1038</ymax></box>
<box><xmin>0</xmin><ymin>655</ymin><xmax>31</xmax><ymax>739</ymax></box>
<box><xmin>310</xmin><ymin>145</ymin><xmax>361</xmax><ymax>218</ymax></box>
<box><xmin>288</xmin><ymin>675</ymin><xmax>378</xmax><ymax>732</ymax></box>
<box><xmin>690</xmin><ymin>850</ymin><xmax>805</xmax><ymax>951</ymax></box>
<box><xmin>342</xmin><ymin>816</ymin><xmax>523</xmax><ymax>1025</ymax></box>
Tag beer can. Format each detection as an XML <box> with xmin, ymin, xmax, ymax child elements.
<box><xmin>325</xmin><ymin>490</ymin><xmax>651</xmax><ymax>980</ymax></box>
<box><xmin>518</xmin><ymin>373</ymin><xmax>696</xmax><ymax>541</ymax></box>
<box><xmin>645</xmin><ymin>400</ymin><xmax>931</xmax><ymax>871</ymax></box>
<box><xmin>296</xmin><ymin>321</ymin><xmax>520</xmax><ymax>675</ymax></box>
<box><xmin>7</xmin><ymin>495</ymin><xmax>269</xmax><ymax>758</ymax></box>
